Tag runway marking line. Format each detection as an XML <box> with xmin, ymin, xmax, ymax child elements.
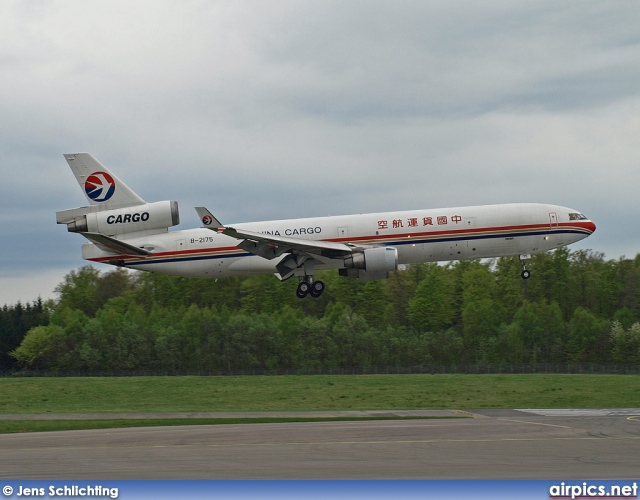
<box><xmin>496</xmin><ymin>418</ymin><xmax>574</xmax><ymax>429</ymax></box>
<box><xmin>5</xmin><ymin>435</ymin><xmax>640</xmax><ymax>453</ymax></box>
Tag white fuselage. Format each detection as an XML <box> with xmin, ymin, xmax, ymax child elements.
<box><xmin>81</xmin><ymin>203</ymin><xmax>596</xmax><ymax>279</ymax></box>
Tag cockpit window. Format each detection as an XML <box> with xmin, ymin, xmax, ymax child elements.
<box><xmin>569</xmin><ymin>213</ymin><xmax>588</xmax><ymax>220</ymax></box>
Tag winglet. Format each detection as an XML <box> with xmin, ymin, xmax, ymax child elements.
<box><xmin>195</xmin><ymin>207</ymin><xmax>224</xmax><ymax>229</ymax></box>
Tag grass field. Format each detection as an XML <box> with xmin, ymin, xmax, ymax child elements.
<box><xmin>1</xmin><ymin>374</ymin><xmax>638</xmax><ymax>433</ymax></box>
<box><xmin>2</xmin><ymin>374</ymin><xmax>639</xmax><ymax>414</ymax></box>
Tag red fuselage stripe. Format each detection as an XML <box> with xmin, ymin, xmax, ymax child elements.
<box><xmin>87</xmin><ymin>220</ymin><xmax>595</xmax><ymax>264</ymax></box>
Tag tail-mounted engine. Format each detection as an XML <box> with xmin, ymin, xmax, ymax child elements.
<box><xmin>57</xmin><ymin>200</ymin><xmax>180</xmax><ymax>236</ymax></box>
<box><xmin>340</xmin><ymin>246</ymin><xmax>398</xmax><ymax>281</ymax></box>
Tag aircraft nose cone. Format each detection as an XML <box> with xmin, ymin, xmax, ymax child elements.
<box><xmin>586</xmin><ymin>221</ymin><xmax>596</xmax><ymax>233</ymax></box>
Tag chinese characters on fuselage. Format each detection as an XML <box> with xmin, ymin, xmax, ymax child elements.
<box><xmin>377</xmin><ymin>215</ymin><xmax>463</xmax><ymax>231</ymax></box>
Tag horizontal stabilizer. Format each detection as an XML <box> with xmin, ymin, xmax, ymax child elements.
<box><xmin>80</xmin><ymin>232</ymin><xmax>151</xmax><ymax>257</ymax></box>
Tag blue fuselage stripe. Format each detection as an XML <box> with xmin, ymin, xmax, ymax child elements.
<box><xmin>127</xmin><ymin>228</ymin><xmax>589</xmax><ymax>267</ymax></box>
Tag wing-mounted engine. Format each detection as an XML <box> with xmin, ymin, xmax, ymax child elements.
<box><xmin>340</xmin><ymin>246</ymin><xmax>398</xmax><ymax>281</ymax></box>
<box><xmin>57</xmin><ymin>200</ymin><xmax>180</xmax><ymax>237</ymax></box>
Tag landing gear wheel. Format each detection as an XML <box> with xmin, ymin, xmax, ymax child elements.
<box><xmin>519</xmin><ymin>254</ymin><xmax>531</xmax><ymax>280</ymax></box>
<box><xmin>310</xmin><ymin>280</ymin><xmax>325</xmax><ymax>298</ymax></box>
<box><xmin>296</xmin><ymin>281</ymin><xmax>310</xmax><ymax>299</ymax></box>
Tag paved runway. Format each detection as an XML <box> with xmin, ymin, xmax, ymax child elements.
<box><xmin>1</xmin><ymin>409</ymin><xmax>639</xmax><ymax>479</ymax></box>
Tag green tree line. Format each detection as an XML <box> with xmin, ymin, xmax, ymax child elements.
<box><xmin>0</xmin><ymin>299</ymin><xmax>48</xmax><ymax>371</ymax></box>
<box><xmin>4</xmin><ymin>248</ymin><xmax>640</xmax><ymax>373</ymax></box>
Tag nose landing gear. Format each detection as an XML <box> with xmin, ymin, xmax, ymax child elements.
<box><xmin>520</xmin><ymin>254</ymin><xmax>531</xmax><ymax>280</ymax></box>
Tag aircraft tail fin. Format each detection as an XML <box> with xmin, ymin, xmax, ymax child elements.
<box><xmin>57</xmin><ymin>154</ymin><xmax>180</xmax><ymax>237</ymax></box>
<box><xmin>64</xmin><ymin>153</ymin><xmax>145</xmax><ymax>209</ymax></box>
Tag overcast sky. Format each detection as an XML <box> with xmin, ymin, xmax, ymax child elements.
<box><xmin>1</xmin><ymin>0</ymin><xmax>639</xmax><ymax>306</ymax></box>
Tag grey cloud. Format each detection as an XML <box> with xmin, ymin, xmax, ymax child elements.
<box><xmin>0</xmin><ymin>0</ymin><xmax>639</xmax><ymax>304</ymax></box>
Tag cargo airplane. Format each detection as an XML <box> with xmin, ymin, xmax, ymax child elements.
<box><xmin>56</xmin><ymin>153</ymin><xmax>596</xmax><ymax>298</ymax></box>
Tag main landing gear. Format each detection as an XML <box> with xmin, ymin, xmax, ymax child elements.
<box><xmin>296</xmin><ymin>277</ymin><xmax>325</xmax><ymax>299</ymax></box>
<box><xmin>520</xmin><ymin>254</ymin><xmax>531</xmax><ymax>280</ymax></box>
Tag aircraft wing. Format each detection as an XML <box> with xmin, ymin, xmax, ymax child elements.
<box><xmin>220</xmin><ymin>226</ymin><xmax>357</xmax><ymax>259</ymax></box>
<box><xmin>218</xmin><ymin>226</ymin><xmax>361</xmax><ymax>281</ymax></box>
<box><xmin>196</xmin><ymin>206</ymin><xmax>358</xmax><ymax>259</ymax></box>
<box><xmin>196</xmin><ymin>206</ymin><xmax>363</xmax><ymax>280</ymax></box>
<box><xmin>80</xmin><ymin>232</ymin><xmax>151</xmax><ymax>257</ymax></box>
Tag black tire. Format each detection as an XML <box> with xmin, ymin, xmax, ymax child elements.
<box><xmin>521</xmin><ymin>270</ymin><xmax>531</xmax><ymax>280</ymax></box>
<box><xmin>296</xmin><ymin>281</ymin><xmax>310</xmax><ymax>298</ymax></box>
<box><xmin>310</xmin><ymin>280</ymin><xmax>325</xmax><ymax>298</ymax></box>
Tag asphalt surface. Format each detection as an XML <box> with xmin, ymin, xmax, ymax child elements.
<box><xmin>0</xmin><ymin>409</ymin><xmax>458</xmax><ymax>420</ymax></box>
<box><xmin>0</xmin><ymin>409</ymin><xmax>639</xmax><ymax>479</ymax></box>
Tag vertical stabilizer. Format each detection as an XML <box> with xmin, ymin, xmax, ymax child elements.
<box><xmin>64</xmin><ymin>153</ymin><xmax>145</xmax><ymax>209</ymax></box>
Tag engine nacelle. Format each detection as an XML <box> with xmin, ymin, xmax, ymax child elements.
<box><xmin>341</xmin><ymin>246</ymin><xmax>398</xmax><ymax>281</ymax></box>
<box><xmin>65</xmin><ymin>200</ymin><xmax>180</xmax><ymax>236</ymax></box>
